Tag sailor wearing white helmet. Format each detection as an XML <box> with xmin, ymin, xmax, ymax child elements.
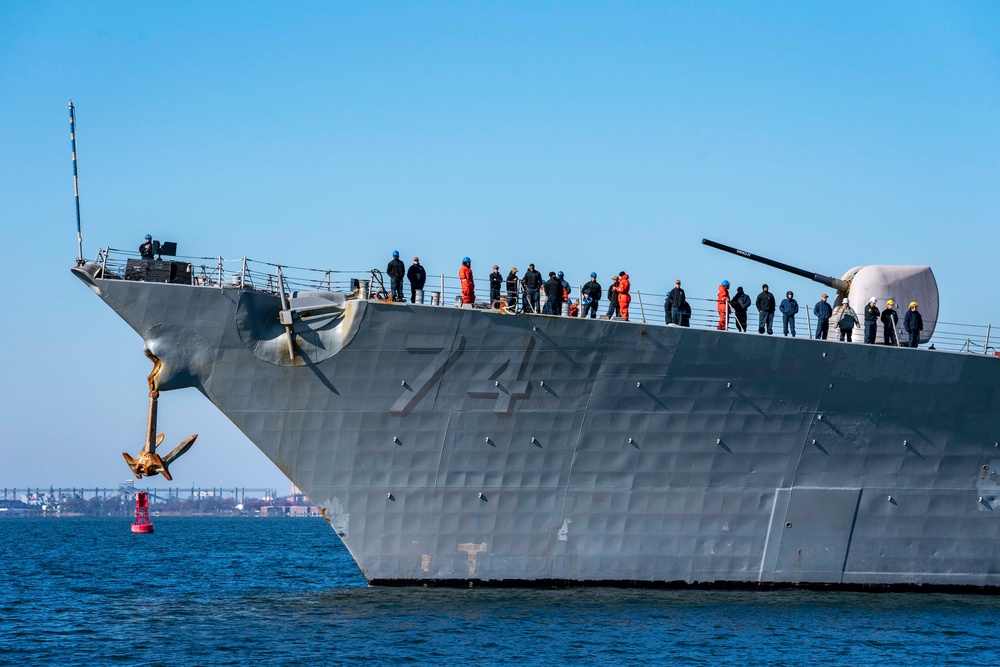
<box><xmin>835</xmin><ymin>298</ymin><xmax>859</xmax><ymax>342</ymax></box>
<box><xmin>864</xmin><ymin>296</ymin><xmax>881</xmax><ymax>344</ymax></box>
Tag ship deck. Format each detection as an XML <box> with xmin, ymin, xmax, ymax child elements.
<box><xmin>89</xmin><ymin>247</ymin><xmax>999</xmax><ymax>357</ymax></box>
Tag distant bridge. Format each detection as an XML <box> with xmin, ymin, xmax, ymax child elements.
<box><xmin>1</xmin><ymin>484</ymin><xmax>279</xmax><ymax>506</ymax></box>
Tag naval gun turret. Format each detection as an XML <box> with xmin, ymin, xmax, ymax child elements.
<box><xmin>703</xmin><ymin>239</ymin><xmax>939</xmax><ymax>344</ymax></box>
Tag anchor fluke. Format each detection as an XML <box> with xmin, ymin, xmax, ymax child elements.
<box><xmin>123</xmin><ymin>433</ymin><xmax>198</xmax><ymax>481</ymax></box>
<box><xmin>163</xmin><ymin>433</ymin><xmax>198</xmax><ymax>467</ymax></box>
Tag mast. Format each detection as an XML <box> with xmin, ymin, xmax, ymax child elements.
<box><xmin>69</xmin><ymin>100</ymin><xmax>84</xmax><ymax>265</ymax></box>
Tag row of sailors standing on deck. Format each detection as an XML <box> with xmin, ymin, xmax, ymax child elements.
<box><xmin>719</xmin><ymin>281</ymin><xmax>924</xmax><ymax>347</ymax></box>
<box><xmin>453</xmin><ymin>255</ymin><xmax>639</xmax><ymax>321</ymax></box>
<box><xmin>715</xmin><ymin>282</ymin><xmax>798</xmax><ymax>335</ymax></box>
<box><xmin>813</xmin><ymin>295</ymin><xmax>922</xmax><ymax>347</ymax></box>
<box><xmin>386</xmin><ymin>251</ymin><xmax>428</xmax><ymax>303</ymax></box>
<box><xmin>450</xmin><ymin>256</ymin><xmax>642</xmax><ymax>320</ymax></box>
<box><xmin>389</xmin><ymin>252</ymin><xmax>582</xmax><ymax>315</ymax></box>
<box><xmin>519</xmin><ymin>265</ymin><xmax>633</xmax><ymax>320</ymax></box>
<box><xmin>717</xmin><ymin>282</ymin><xmax>791</xmax><ymax>335</ymax></box>
<box><xmin>395</xmin><ymin>251</ymin><xmax>689</xmax><ymax>326</ymax></box>
<box><xmin>393</xmin><ymin>252</ymin><xmax>926</xmax><ymax>347</ymax></box>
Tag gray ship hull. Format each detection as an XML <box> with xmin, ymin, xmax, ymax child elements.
<box><xmin>74</xmin><ymin>264</ymin><xmax>1000</xmax><ymax>589</ymax></box>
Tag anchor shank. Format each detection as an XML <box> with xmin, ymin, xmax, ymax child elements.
<box><xmin>145</xmin><ymin>392</ymin><xmax>158</xmax><ymax>453</ymax></box>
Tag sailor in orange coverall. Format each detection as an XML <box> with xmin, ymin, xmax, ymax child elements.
<box><xmin>717</xmin><ymin>280</ymin><xmax>730</xmax><ymax>330</ymax></box>
<box><xmin>617</xmin><ymin>271</ymin><xmax>631</xmax><ymax>320</ymax></box>
<box><xmin>459</xmin><ymin>257</ymin><xmax>475</xmax><ymax>304</ymax></box>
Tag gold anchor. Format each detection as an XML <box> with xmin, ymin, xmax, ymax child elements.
<box><xmin>123</xmin><ymin>353</ymin><xmax>198</xmax><ymax>481</ymax></box>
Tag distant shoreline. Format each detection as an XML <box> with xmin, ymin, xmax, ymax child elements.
<box><xmin>1</xmin><ymin>485</ymin><xmax>319</xmax><ymax>517</ymax></box>
<box><xmin>0</xmin><ymin>509</ymin><xmax>321</xmax><ymax>518</ymax></box>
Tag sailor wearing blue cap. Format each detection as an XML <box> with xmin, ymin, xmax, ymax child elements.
<box><xmin>459</xmin><ymin>257</ymin><xmax>475</xmax><ymax>304</ymax></box>
<box><xmin>582</xmin><ymin>272</ymin><xmax>602</xmax><ymax>318</ymax></box>
<box><xmin>717</xmin><ymin>280</ymin><xmax>731</xmax><ymax>329</ymax></box>
<box><xmin>140</xmin><ymin>234</ymin><xmax>154</xmax><ymax>259</ymax></box>
<box><xmin>387</xmin><ymin>250</ymin><xmax>405</xmax><ymax>302</ymax></box>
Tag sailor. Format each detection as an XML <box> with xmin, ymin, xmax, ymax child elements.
<box><xmin>558</xmin><ymin>271</ymin><xmax>571</xmax><ymax>312</ymax></box>
<box><xmin>617</xmin><ymin>271</ymin><xmax>631</xmax><ymax>321</ymax></box>
<box><xmin>755</xmin><ymin>284</ymin><xmax>776</xmax><ymax>335</ymax></box>
<box><xmin>680</xmin><ymin>300</ymin><xmax>692</xmax><ymax>327</ymax></box>
<box><xmin>522</xmin><ymin>263</ymin><xmax>542</xmax><ymax>313</ymax></box>
<box><xmin>813</xmin><ymin>293</ymin><xmax>833</xmax><ymax>340</ymax></box>
<box><xmin>904</xmin><ymin>301</ymin><xmax>923</xmax><ymax>348</ymax></box>
<box><xmin>387</xmin><ymin>250</ymin><xmax>405</xmax><ymax>302</ymax></box>
<box><xmin>731</xmin><ymin>286</ymin><xmax>751</xmax><ymax>332</ymax></box>
<box><xmin>505</xmin><ymin>267</ymin><xmax>519</xmax><ymax>311</ymax></box>
<box><xmin>582</xmin><ymin>272</ymin><xmax>601</xmax><ymax>319</ymax></box>
<box><xmin>668</xmin><ymin>280</ymin><xmax>686</xmax><ymax>325</ymax></box>
<box><xmin>459</xmin><ymin>257</ymin><xmax>475</xmax><ymax>305</ymax></box>
<box><xmin>606</xmin><ymin>275</ymin><xmax>620</xmax><ymax>318</ymax></box>
<box><xmin>489</xmin><ymin>265</ymin><xmax>503</xmax><ymax>308</ymax></box>
<box><xmin>864</xmin><ymin>297</ymin><xmax>881</xmax><ymax>344</ymax></box>
<box><xmin>779</xmin><ymin>290</ymin><xmax>799</xmax><ymax>337</ymax></box>
<box><xmin>716</xmin><ymin>280</ymin><xmax>730</xmax><ymax>330</ymax></box>
<box><xmin>406</xmin><ymin>256</ymin><xmax>426</xmax><ymax>304</ymax></box>
<box><xmin>569</xmin><ymin>299</ymin><xmax>580</xmax><ymax>318</ymax></box>
<box><xmin>139</xmin><ymin>234</ymin><xmax>154</xmax><ymax>259</ymax></box>
<box><xmin>543</xmin><ymin>271</ymin><xmax>562</xmax><ymax>315</ymax></box>
<box><xmin>834</xmin><ymin>298</ymin><xmax>859</xmax><ymax>342</ymax></box>
<box><xmin>881</xmin><ymin>299</ymin><xmax>899</xmax><ymax>345</ymax></box>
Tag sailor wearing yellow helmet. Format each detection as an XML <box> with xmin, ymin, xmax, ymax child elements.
<box><xmin>903</xmin><ymin>301</ymin><xmax>923</xmax><ymax>348</ymax></box>
<box><xmin>880</xmin><ymin>299</ymin><xmax>899</xmax><ymax>346</ymax></box>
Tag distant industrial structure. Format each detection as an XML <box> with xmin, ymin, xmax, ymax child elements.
<box><xmin>259</xmin><ymin>484</ymin><xmax>322</xmax><ymax>517</ymax></box>
<box><xmin>0</xmin><ymin>482</ymin><xmax>319</xmax><ymax>517</ymax></box>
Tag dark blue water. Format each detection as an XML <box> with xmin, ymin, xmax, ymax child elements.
<box><xmin>2</xmin><ymin>518</ymin><xmax>999</xmax><ymax>665</ymax></box>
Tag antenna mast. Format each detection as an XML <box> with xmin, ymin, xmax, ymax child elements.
<box><xmin>69</xmin><ymin>100</ymin><xmax>84</xmax><ymax>264</ymax></box>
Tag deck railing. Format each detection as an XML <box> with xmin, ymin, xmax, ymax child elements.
<box><xmin>90</xmin><ymin>247</ymin><xmax>997</xmax><ymax>357</ymax></box>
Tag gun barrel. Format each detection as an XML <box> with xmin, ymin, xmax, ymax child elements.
<box><xmin>702</xmin><ymin>239</ymin><xmax>848</xmax><ymax>292</ymax></box>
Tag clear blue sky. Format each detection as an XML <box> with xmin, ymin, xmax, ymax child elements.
<box><xmin>1</xmin><ymin>1</ymin><xmax>998</xmax><ymax>490</ymax></box>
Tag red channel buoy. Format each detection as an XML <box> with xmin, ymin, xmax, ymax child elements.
<box><xmin>131</xmin><ymin>491</ymin><xmax>154</xmax><ymax>533</ymax></box>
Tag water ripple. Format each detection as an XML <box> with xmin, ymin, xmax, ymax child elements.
<box><xmin>3</xmin><ymin>518</ymin><xmax>1000</xmax><ymax>665</ymax></box>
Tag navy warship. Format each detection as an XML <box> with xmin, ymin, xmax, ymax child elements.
<box><xmin>66</xmin><ymin>101</ymin><xmax>1000</xmax><ymax>589</ymax></box>
<box><xmin>71</xmin><ymin>238</ymin><xmax>1000</xmax><ymax>591</ymax></box>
